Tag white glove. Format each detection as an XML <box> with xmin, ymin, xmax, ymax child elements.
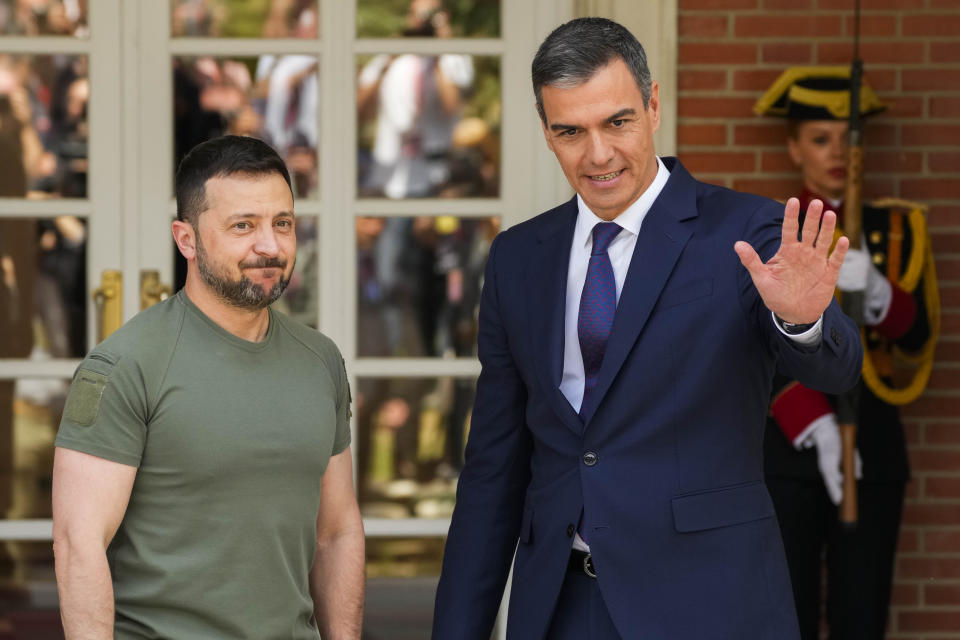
<box><xmin>837</xmin><ymin>247</ymin><xmax>870</xmax><ymax>292</ymax></box>
<box><xmin>837</xmin><ymin>247</ymin><xmax>893</xmax><ymax>324</ymax></box>
<box><xmin>802</xmin><ymin>414</ymin><xmax>863</xmax><ymax>505</ymax></box>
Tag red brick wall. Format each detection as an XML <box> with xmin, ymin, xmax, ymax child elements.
<box><xmin>676</xmin><ymin>1</ymin><xmax>960</xmax><ymax>637</ymax></box>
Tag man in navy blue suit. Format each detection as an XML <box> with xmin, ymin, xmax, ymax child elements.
<box><xmin>432</xmin><ymin>17</ymin><xmax>862</xmax><ymax>640</ymax></box>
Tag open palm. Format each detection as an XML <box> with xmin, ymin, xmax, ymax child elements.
<box><xmin>734</xmin><ymin>198</ymin><xmax>850</xmax><ymax>325</ymax></box>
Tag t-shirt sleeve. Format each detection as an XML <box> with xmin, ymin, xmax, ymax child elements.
<box><xmin>332</xmin><ymin>353</ymin><xmax>352</xmax><ymax>456</ymax></box>
<box><xmin>55</xmin><ymin>350</ymin><xmax>148</xmax><ymax>468</ymax></box>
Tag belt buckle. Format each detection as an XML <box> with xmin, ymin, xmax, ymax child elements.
<box><xmin>583</xmin><ymin>553</ymin><xmax>596</xmax><ymax>578</ymax></box>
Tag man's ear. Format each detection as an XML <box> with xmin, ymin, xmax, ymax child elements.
<box><xmin>172</xmin><ymin>219</ymin><xmax>197</xmax><ymax>260</ymax></box>
<box><xmin>648</xmin><ymin>81</ymin><xmax>661</xmax><ymax>133</ymax></box>
<box><xmin>539</xmin><ymin>108</ymin><xmax>555</xmax><ymax>153</ymax></box>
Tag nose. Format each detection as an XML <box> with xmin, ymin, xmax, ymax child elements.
<box><xmin>253</xmin><ymin>225</ymin><xmax>280</xmax><ymax>257</ymax></box>
<box><xmin>586</xmin><ymin>131</ymin><xmax>614</xmax><ymax>168</ymax></box>
<box><xmin>830</xmin><ymin>136</ymin><xmax>847</xmax><ymax>159</ymax></box>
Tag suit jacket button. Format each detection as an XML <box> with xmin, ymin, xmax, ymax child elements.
<box><xmin>583</xmin><ymin>451</ymin><xmax>598</xmax><ymax>466</ymax></box>
<box><xmin>566</xmin><ymin>524</ymin><xmax>575</xmax><ymax>538</ymax></box>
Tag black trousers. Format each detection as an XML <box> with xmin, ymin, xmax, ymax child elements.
<box><xmin>767</xmin><ymin>477</ymin><xmax>905</xmax><ymax>640</ymax></box>
<box><xmin>546</xmin><ymin>568</ymin><xmax>622</xmax><ymax>640</ymax></box>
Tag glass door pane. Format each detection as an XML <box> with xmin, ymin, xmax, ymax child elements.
<box><xmin>170</xmin><ymin>0</ymin><xmax>319</xmax><ymax>38</ymax></box>
<box><xmin>0</xmin><ymin>54</ymin><xmax>89</xmax><ymax>199</ymax></box>
<box><xmin>0</xmin><ymin>0</ymin><xmax>88</xmax><ymax>37</ymax></box>
<box><xmin>356</xmin><ymin>216</ymin><xmax>497</xmax><ymax>357</ymax></box>
<box><xmin>1</xmin><ymin>217</ymin><xmax>88</xmax><ymax>360</ymax></box>
<box><xmin>356</xmin><ymin>54</ymin><xmax>501</xmax><ymax>199</ymax></box>
<box><xmin>356</xmin><ymin>0</ymin><xmax>500</xmax><ymax>38</ymax></box>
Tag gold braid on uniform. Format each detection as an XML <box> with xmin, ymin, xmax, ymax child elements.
<box><xmin>859</xmin><ymin>200</ymin><xmax>940</xmax><ymax>405</ymax></box>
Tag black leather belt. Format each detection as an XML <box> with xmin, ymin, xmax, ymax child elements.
<box><xmin>568</xmin><ymin>549</ymin><xmax>596</xmax><ymax>578</ymax></box>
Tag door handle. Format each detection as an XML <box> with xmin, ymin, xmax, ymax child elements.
<box><xmin>92</xmin><ymin>270</ymin><xmax>122</xmax><ymax>343</ymax></box>
<box><xmin>140</xmin><ymin>270</ymin><xmax>172</xmax><ymax>310</ymax></box>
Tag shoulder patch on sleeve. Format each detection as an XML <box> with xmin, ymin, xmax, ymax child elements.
<box><xmin>63</xmin><ymin>369</ymin><xmax>109</xmax><ymax>426</ymax></box>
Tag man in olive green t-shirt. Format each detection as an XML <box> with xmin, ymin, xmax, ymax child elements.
<box><xmin>52</xmin><ymin>136</ymin><xmax>365</xmax><ymax>640</ymax></box>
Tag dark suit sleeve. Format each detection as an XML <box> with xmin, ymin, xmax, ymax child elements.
<box><xmin>737</xmin><ymin>200</ymin><xmax>863</xmax><ymax>394</ymax></box>
<box><xmin>433</xmin><ymin>234</ymin><xmax>533</xmax><ymax>639</ymax></box>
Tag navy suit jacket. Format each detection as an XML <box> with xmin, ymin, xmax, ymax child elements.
<box><xmin>432</xmin><ymin>158</ymin><xmax>862</xmax><ymax>639</ymax></box>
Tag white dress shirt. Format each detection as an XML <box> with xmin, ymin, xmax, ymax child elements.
<box><xmin>560</xmin><ymin>158</ymin><xmax>671</xmax><ymax>415</ymax></box>
<box><xmin>560</xmin><ymin>157</ymin><xmax>822</xmax><ymax>552</ymax></box>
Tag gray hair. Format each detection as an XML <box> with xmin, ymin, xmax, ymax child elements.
<box><xmin>532</xmin><ymin>17</ymin><xmax>653</xmax><ymax>123</ymax></box>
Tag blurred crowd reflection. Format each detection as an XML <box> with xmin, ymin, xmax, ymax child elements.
<box><xmin>171</xmin><ymin>0</ymin><xmax>317</xmax><ymax>38</ymax></box>
<box><xmin>357</xmin><ymin>377</ymin><xmax>475</xmax><ymax>522</ymax></box>
<box><xmin>0</xmin><ymin>52</ymin><xmax>89</xmax><ymax>371</ymax></box>
<box><xmin>0</xmin><ymin>54</ymin><xmax>89</xmax><ymax>199</ymax></box>
<box><xmin>357</xmin><ymin>1</ymin><xmax>500</xmax><ymax>199</ymax></box>
<box><xmin>0</xmin><ymin>51</ymin><xmax>89</xmax><ymax>381</ymax></box>
<box><xmin>356</xmin><ymin>0</ymin><xmax>499</xmax><ymax>39</ymax></box>
<box><xmin>0</xmin><ymin>0</ymin><xmax>87</xmax><ymax>37</ymax></box>
<box><xmin>357</xmin><ymin>216</ymin><xmax>497</xmax><ymax>358</ymax></box>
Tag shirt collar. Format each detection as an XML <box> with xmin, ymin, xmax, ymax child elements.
<box><xmin>574</xmin><ymin>156</ymin><xmax>671</xmax><ymax>249</ymax></box>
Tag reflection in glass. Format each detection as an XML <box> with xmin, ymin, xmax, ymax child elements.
<box><xmin>0</xmin><ymin>0</ymin><xmax>87</xmax><ymax>37</ymax></box>
<box><xmin>0</xmin><ymin>377</ymin><xmax>64</xmax><ymax>522</ymax></box>
<box><xmin>0</xmin><ymin>217</ymin><xmax>87</xmax><ymax>361</ymax></box>
<box><xmin>366</xmin><ymin>545</ymin><xmax>442</xmax><ymax>636</ymax></box>
<box><xmin>171</xmin><ymin>0</ymin><xmax>318</xmax><ymax>38</ymax></box>
<box><xmin>173</xmin><ymin>55</ymin><xmax>318</xmax><ymax>198</ymax></box>
<box><xmin>357</xmin><ymin>0</ymin><xmax>499</xmax><ymax>38</ymax></box>
<box><xmin>357</xmin><ymin>216</ymin><xmax>497</xmax><ymax>357</ymax></box>
<box><xmin>0</xmin><ymin>54</ymin><xmax>89</xmax><ymax>199</ymax></box>
<box><xmin>367</xmin><ymin>539</ymin><xmax>444</xmax><ymax>577</ymax></box>
<box><xmin>358</xmin><ymin>54</ymin><xmax>500</xmax><ymax>199</ymax></box>
<box><xmin>357</xmin><ymin>377</ymin><xmax>475</xmax><ymax>520</ymax></box>
<box><xmin>0</xmin><ymin>376</ymin><xmax>63</xmax><ymax>628</ymax></box>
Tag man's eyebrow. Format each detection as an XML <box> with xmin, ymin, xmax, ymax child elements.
<box><xmin>548</xmin><ymin>108</ymin><xmax>638</xmax><ymax>132</ymax></box>
<box><xmin>225</xmin><ymin>213</ymin><xmax>258</xmax><ymax>222</ymax></box>
<box><xmin>607</xmin><ymin>108</ymin><xmax>636</xmax><ymax>122</ymax></box>
<box><xmin>225</xmin><ymin>211</ymin><xmax>295</xmax><ymax>222</ymax></box>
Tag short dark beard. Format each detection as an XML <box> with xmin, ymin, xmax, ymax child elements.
<box><xmin>195</xmin><ymin>234</ymin><xmax>292</xmax><ymax>310</ymax></box>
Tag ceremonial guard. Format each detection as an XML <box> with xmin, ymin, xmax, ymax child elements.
<box><xmin>754</xmin><ymin>67</ymin><xmax>940</xmax><ymax>639</ymax></box>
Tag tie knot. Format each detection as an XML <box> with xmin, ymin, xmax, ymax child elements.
<box><xmin>591</xmin><ymin>222</ymin><xmax>622</xmax><ymax>255</ymax></box>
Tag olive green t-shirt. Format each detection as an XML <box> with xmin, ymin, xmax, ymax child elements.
<box><xmin>56</xmin><ymin>290</ymin><xmax>351</xmax><ymax>639</ymax></box>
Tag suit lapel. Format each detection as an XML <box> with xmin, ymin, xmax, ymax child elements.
<box><xmin>579</xmin><ymin>160</ymin><xmax>700</xmax><ymax>424</ymax></box>
<box><xmin>525</xmin><ymin>197</ymin><xmax>584</xmax><ymax>436</ymax></box>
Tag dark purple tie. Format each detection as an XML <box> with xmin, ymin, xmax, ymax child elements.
<box><xmin>578</xmin><ymin>222</ymin><xmax>623</xmax><ymax>415</ymax></box>
<box><xmin>576</xmin><ymin>222</ymin><xmax>622</xmax><ymax>544</ymax></box>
